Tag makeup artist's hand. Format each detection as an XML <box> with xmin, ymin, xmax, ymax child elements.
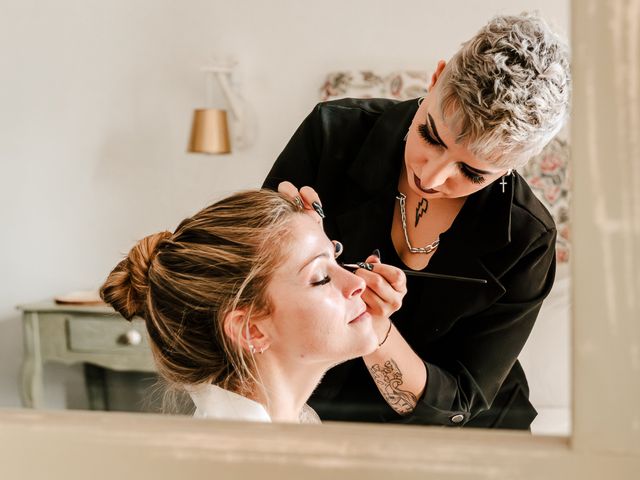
<box><xmin>356</xmin><ymin>255</ymin><xmax>407</xmax><ymax>337</ymax></box>
<box><xmin>277</xmin><ymin>181</ymin><xmax>325</xmax><ymax>223</ymax></box>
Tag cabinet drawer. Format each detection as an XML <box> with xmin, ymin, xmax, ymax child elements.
<box><xmin>66</xmin><ymin>317</ymin><xmax>150</xmax><ymax>353</ymax></box>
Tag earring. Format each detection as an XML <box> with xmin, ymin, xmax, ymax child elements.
<box><xmin>417</xmin><ymin>96</ymin><xmax>425</xmax><ymax>106</ymax></box>
<box><xmin>259</xmin><ymin>346</ymin><xmax>269</xmax><ymax>354</ymax></box>
<box><xmin>249</xmin><ymin>344</ymin><xmax>256</xmax><ymax>354</ymax></box>
<box><xmin>499</xmin><ymin>174</ymin><xmax>509</xmax><ymax>193</ymax></box>
<box><xmin>333</xmin><ymin>240</ymin><xmax>343</xmax><ymax>259</ymax></box>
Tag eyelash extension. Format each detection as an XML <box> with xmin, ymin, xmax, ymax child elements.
<box><xmin>458</xmin><ymin>164</ymin><xmax>486</xmax><ymax>184</ymax></box>
<box><xmin>417</xmin><ymin>124</ymin><xmax>439</xmax><ymax>146</ymax></box>
<box><xmin>311</xmin><ymin>275</ymin><xmax>331</xmax><ymax>286</ymax></box>
<box><xmin>418</xmin><ymin>123</ymin><xmax>485</xmax><ymax>184</ymax></box>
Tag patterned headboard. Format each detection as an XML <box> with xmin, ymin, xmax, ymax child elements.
<box><xmin>320</xmin><ymin>71</ymin><xmax>570</xmax><ymax>263</ymax></box>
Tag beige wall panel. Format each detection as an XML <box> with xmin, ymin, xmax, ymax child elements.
<box><xmin>572</xmin><ymin>0</ymin><xmax>640</xmax><ymax>455</ymax></box>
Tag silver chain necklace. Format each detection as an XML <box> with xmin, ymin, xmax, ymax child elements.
<box><xmin>396</xmin><ymin>193</ymin><xmax>440</xmax><ymax>255</ymax></box>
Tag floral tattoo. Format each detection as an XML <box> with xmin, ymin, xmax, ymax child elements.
<box><xmin>369</xmin><ymin>359</ymin><xmax>418</xmax><ymax>415</ymax></box>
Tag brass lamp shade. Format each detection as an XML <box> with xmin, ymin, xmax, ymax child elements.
<box><xmin>188</xmin><ymin>108</ymin><xmax>231</xmax><ymax>154</ymax></box>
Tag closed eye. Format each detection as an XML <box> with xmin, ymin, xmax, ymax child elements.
<box><xmin>311</xmin><ymin>275</ymin><xmax>331</xmax><ymax>286</ymax></box>
<box><xmin>418</xmin><ymin>124</ymin><xmax>441</xmax><ymax>147</ymax></box>
<box><xmin>458</xmin><ymin>163</ymin><xmax>486</xmax><ymax>184</ymax></box>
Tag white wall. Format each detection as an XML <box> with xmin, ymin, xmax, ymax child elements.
<box><xmin>0</xmin><ymin>0</ymin><xmax>569</xmax><ymax>427</ymax></box>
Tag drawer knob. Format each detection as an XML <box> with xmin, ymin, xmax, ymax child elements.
<box><xmin>120</xmin><ymin>330</ymin><xmax>143</xmax><ymax>346</ymax></box>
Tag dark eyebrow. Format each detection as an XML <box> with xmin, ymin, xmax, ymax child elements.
<box><xmin>427</xmin><ymin>113</ymin><xmax>447</xmax><ymax>148</ymax></box>
<box><xmin>297</xmin><ymin>251</ymin><xmax>330</xmax><ymax>274</ymax></box>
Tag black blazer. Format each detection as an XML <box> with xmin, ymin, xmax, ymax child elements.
<box><xmin>263</xmin><ymin>98</ymin><xmax>557</xmax><ymax>429</ymax></box>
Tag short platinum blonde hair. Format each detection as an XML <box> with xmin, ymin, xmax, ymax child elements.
<box><xmin>437</xmin><ymin>12</ymin><xmax>571</xmax><ymax>168</ymax></box>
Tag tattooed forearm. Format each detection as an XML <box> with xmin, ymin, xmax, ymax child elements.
<box><xmin>369</xmin><ymin>359</ymin><xmax>418</xmax><ymax>415</ymax></box>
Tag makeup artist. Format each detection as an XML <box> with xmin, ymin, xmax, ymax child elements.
<box><xmin>262</xmin><ymin>13</ymin><xmax>571</xmax><ymax>430</ymax></box>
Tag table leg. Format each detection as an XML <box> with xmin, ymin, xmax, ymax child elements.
<box><xmin>84</xmin><ymin>364</ymin><xmax>109</xmax><ymax>410</ymax></box>
<box><xmin>20</xmin><ymin>312</ymin><xmax>44</xmax><ymax>408</ymax></box>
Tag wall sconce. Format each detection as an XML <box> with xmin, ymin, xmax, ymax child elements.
<box><xmin>188</xmin><ymin>64</ymin><xmax>245</xmax><ymax>154</ymax></box>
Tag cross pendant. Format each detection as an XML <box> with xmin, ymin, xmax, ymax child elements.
<box><xmin>500</xmin><ymin>177</ymin><xmax>508</xmax><ymax>193</ymax></box>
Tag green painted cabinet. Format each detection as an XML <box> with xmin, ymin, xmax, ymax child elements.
<box><xmin>19</xmin><ymin>301</ymin><xmax>155</xmax><ymax>410</ymax></box>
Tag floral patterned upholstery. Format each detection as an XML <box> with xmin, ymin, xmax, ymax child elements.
<box><xmin>320</xmin><ymin>70</ymin><xmax>571</xmax><ymax>263</ymax></box>
<box><xmin>518</xmin><ymin>133</ymin><xmax>570</xmax><ymax>264</ymax></box>
<box><xmin>321</xmin><ymin>71</ymin><xmax>430</xmax><ymax>101</ymax></box>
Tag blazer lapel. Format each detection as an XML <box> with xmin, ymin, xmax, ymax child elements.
<box><xmin>346</xmin><ymin>98</ymin><xmax>418</xmax><ymax>195</ymax></box>
<box><xmin>330</xmin><ymin>99</ymin><xmax>417</xmax><ymax>259</ymax></box>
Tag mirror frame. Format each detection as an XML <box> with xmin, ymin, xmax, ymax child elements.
<box><xmin>1</xmin><ymin>1</ymin><xmax>639</xmax><ymax>478</ymax></box>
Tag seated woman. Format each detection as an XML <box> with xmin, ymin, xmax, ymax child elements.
<box><xmin>100</xmin><ymin>189</ymin><xmax>391</xmax><ymax>423</ymax></box>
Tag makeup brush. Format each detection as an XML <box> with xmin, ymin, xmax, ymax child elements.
<box><xmin>340</xmin><ymin>263</ymin><xmax>488</xmax><ymax>285</ymax></box>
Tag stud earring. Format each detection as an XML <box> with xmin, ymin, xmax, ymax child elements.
<box><xmin>249</xmin><ymin>344</ymin><xmax>256</xmax><ymax>354</ymax></box>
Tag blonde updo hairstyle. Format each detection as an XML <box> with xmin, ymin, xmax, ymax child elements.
<box><xmin>436</xmin><ymin>12</ymin><xmax>571</xmax><ymax>169</ymax></box>
<box><xmin>100</xmin><ymin>190</ymin><xmax>303</xmax><ymax>398</ymax></box>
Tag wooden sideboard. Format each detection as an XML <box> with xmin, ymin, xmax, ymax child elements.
<box><xmin>18</xmin><ymin>301</ymin><xmax>155</xmax><ymax>410</ymax></box>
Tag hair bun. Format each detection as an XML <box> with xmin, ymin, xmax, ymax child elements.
<box><xmin>100</xmin><ymin>231</ymin><xmax>172</xmax><ymax>320</ymax></box>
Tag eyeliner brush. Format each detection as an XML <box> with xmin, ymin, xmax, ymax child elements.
<box><xmin>340</xmin><ymin>263</ymin><xmax>488</xmax><ymax>285</ymax></box>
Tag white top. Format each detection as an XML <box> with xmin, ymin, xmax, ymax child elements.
<box><xmin>188</xmin><ymin>384</ymin><xmax>321</xmax><ymax>424</ymax></box>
